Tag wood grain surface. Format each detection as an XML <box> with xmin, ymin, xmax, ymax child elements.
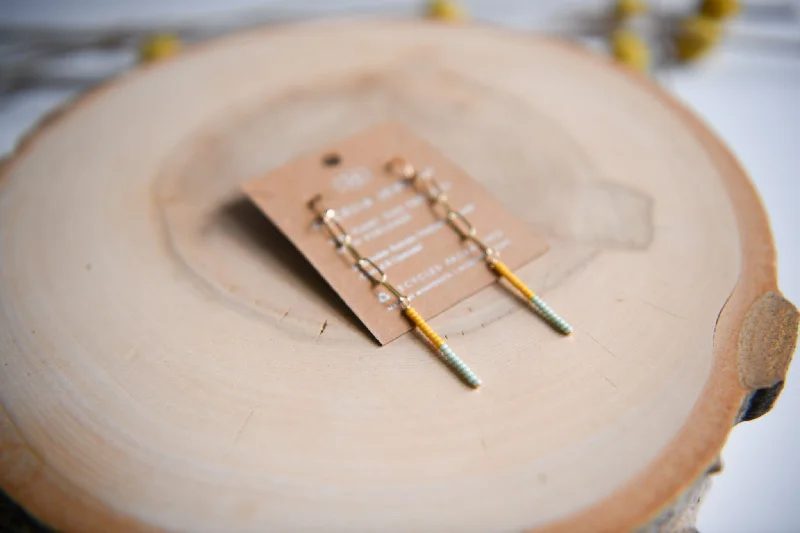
<box><xmin>0</xmin><ymin>19</ymin><xmax>796</xmax><ymax>533</ymax></box>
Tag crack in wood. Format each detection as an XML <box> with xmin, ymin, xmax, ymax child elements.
<box><xmin>316</xmin><ymin>319</ymin><xmax>328</xmax><ymax>342</ymax></box>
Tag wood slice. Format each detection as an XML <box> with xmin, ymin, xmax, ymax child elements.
<box><xmin>0</xmin><ymin>19</ymin><xmax>796</xmax><ymax>533</ymax></box>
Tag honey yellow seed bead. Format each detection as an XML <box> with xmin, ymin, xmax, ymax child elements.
<box><xmin>675</xmin><ymin>16</ymin><xmax>722</xmax><ymax>62</ymax></box>
<box><xmin>491</xmin><ymin>260</ymin><xmax>535</xmax><ymax>301</ymax></box>
<box><xmin>139</xmin><ymin>34</ymin><xmax>181</xmax><ymax>63</ymax></box>
<box><xmin>701</xmin><ymin>0</ymin><xmax>740</xmax><ymax>19</ymax></box>
<box><xmin>611</xmin><ymin>29</ymin><xmax>651</xmax><ymax>72</ymax></box>
<box><xmin>615</xmin><ymin>0</ymin><xmax>648</xmax><ymax>19</ymax></box>
<box><xmin>404</xmin><ymin>307</ymin><xmax>480</xmax><ymax>387</ymax></box>
<box><xmin>404</xmin><ymin>307</ymin><xmax>445</xmax><ymax>348</ymax></box>
<box><xmin>491</xmin><ymin>260</ymin><xmax>573</xmax><ymax>334</ymax></box>
<box><xmin>427</xmin><ymin>0</ymin><xmax>466</xmax><ymax>22</ymax></box>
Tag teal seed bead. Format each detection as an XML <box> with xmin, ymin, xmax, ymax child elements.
<box><xmin>439</xmin><ymin>344</ymin><xmax>482</xmax><ymax>388</ymax></box>
<box><xmin>531</xmin><ymin>295</ymin><xmax>573</xmax><ymax>335</ymax></box>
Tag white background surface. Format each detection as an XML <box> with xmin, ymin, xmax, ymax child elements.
<box><xmin>0</xmin><ymin>1</ymin><xmax>798</xmax><ymax>531</ymax></box>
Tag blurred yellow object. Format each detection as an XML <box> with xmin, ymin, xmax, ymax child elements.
<box><xmin>139</xmin><ymin>34</ymin><xmax>181</xmax><ymax>63</ymax></box>
<box><xmin>675</xmin><ymin>16</ymin><xmax>723</xmax><ymax>61</ymax></box>
<box><xmin>427</xmin><ymin>0</ymin><xmax>466</xmax><ymax>22</ymax></box>
<box><xmin>700</xmin><ymin>0</ymin><xmax>741</xmax><ymax>19</ymax></box>
<box><xmin>611</xmin><ymin>29</ymin><xmax>650</xmax><ymax>72</ymax></box>
<box><xmin>615</xmin><ymin>0</ymin><xmax>648</xmax><ymax>19</ymax></box>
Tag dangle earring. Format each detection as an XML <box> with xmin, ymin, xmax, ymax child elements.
<box><xmin>385</xmin><ymin>158</ymin><xmax>573</xmax><ymax>335</ymax></box>
<box><xmin>308</xmin><ymin>195</ymin><xmax>482</xmax><ymax>388</ymax></box>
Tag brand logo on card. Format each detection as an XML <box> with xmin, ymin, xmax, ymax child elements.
<box><xmin>331</xmin><ymin>167</ymin><xmax>373</xmax><ymax>192</ymax></box>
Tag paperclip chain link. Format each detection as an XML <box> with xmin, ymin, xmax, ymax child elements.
<box><xmin>386</xmin><ymin>160</ymin><xmax>499</xmax><ymax>261</ymax></box>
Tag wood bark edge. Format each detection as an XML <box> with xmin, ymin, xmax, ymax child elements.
<box><xmin>738</xmin><ymin>291</ymin><xmax>799</xmax><ymax>390</ymax></box>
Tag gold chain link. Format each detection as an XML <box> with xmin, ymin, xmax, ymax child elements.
<box><xmin>308</xmin><ymin>195</ymin><xmax>410</xmax><ymax>309</ymax></box>
<box><xmin>386</xmin><ymin>157</ymin><xmax>498</xmax><ymax>263</ymax></box>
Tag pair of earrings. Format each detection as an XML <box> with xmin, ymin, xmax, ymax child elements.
<box><xmin>309</xmin><ymin>158</ymin><xmax>573</xmax><ymax>389</ymax></box>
